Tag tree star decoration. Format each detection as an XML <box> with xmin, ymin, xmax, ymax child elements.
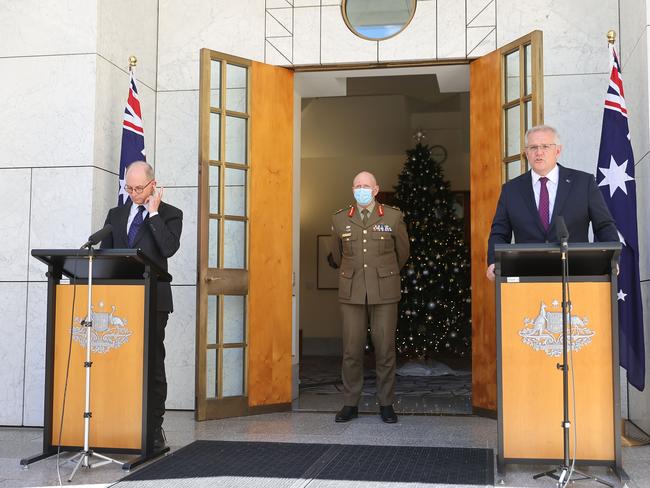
<box><xmin>413</xmin><ymin>129</ymin><xmax>426</xmax><ymax>143</ymax></box>
<box><xmin>618</xmin><ymin>289</ymin><xmax>627</xmax><ymax>301</ymax></box>
<box><xmin>598</xmin><ymin>156</ymin><xmax>634</xmax><ymax>197</ymax></box>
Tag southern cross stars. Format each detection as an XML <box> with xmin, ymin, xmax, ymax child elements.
<box><xmin>598</xmin><ymin>156</ymin><xmax>634</xmax><ymax>197</ymax></box>
<box><xmin>618</xmin><ymin>289</ymin><xmax>627</xmax><ymax>301</ymax></box>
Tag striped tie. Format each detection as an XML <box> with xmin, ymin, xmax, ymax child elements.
<box><xmin>128</xmin><ymin>205</ymin><xmax>146</xmax><ymax>247</ymax></box>
<box><xmin>538</xmin><ymin>177</ymin><xmax>549</xmax><ymax>231</ymax></box>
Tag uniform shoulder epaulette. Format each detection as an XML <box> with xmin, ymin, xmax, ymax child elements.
<box><xmin>383</xmin><ymin>204</ymin><xmax>401</xmax><ymax>211</ymax></box>
<box><xmin>333</xmin><ymin>205</ymin><xmax>352</xmax><ymax>215</ymax></box>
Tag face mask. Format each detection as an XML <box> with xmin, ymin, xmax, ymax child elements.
<box><xmin>353</xmin><ymin>187</ymin><xmax>373</xmax><ymax>206</ymax></box>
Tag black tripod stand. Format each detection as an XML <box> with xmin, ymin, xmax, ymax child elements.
<box><xmin>533</xmin><ymin>217</ymin><xmax>613</xmax><ymax>488</ymax></box>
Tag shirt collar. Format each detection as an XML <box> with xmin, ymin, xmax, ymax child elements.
<box><xmin>531</xmin><ymin>164</ymin><xmax>559</xmax><ymax>185</ymax></box>
<box><xmin>357</xmin><ymin>200</ymin><xmax>376</xmax><ymax>216</ymax></box>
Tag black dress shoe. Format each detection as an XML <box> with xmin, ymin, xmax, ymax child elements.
<box><xmin>153</xmin><ymin>426</ymin><xmax>167</xmax><ymax>450</ymax></box>
<box><xmin>380</xmin><ymin>405</ymin><xmax>398</xmax><ymax>423</ymax></box>
<box><xmin>335</xmin><ymin>406</ymin><xmax>358</xmax><ymax>422</ymax></box>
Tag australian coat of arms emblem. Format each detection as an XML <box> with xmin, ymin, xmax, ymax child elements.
<box><xmin>72</xmin><ymin>301</ymin><xmax>133</xmax><ymax>353</ymax></box>
<box><xmin>518</xmin><ymin>300</ymin><xmax>594</xmax><ymax>357</ymax></box>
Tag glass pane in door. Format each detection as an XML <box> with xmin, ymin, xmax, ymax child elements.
<box><xmin>222</xmin><ymin>348</ymin><xmax>244</xmax><ymax>397</ymax></box>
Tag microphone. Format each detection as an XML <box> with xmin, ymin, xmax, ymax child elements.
<box><xmin>82</xmin><ymin>224</ymin><xmax>113</xmax><ymax>248</ymax></box>
<box><xmin>556</xmin><ymin>216</ymin><xmax>569</xmax><ymax>251</ymax></box>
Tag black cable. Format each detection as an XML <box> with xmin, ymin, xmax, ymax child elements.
<box><xmin>55</xmin><ymin>253</ymin><xmax>80</xmax><ymax>486</ymax></box>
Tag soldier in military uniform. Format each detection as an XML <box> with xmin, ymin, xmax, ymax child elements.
<box><xmin>330</xmin><ymin>171</ymin><xmax>410</xmax><ymax>423</ymax></box>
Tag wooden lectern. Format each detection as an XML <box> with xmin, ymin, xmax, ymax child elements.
<box><xmin>21</xmin><ymin>249</ymin><xmax>171</xmax><ymax>470</ymax></box>
<box><xmin>495</xmin><ymin>242</ymin><xmax>624</xmax><ymax>477</ymax></box>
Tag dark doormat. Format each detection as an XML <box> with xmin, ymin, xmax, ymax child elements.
<box><xmin>115</xmin><ymin>440</ymin><xmax>494</xmax><ymax>487</ymax></box>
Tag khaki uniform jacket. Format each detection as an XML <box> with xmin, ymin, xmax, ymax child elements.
<box><xmin>331</xmin><ymin>204</ymin><xmax>410</xmax><ymax>305</ymax></box>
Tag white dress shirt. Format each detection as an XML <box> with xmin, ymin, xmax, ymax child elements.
<box><xmin>127</xmin><ymin>203</ymin><xmax>152</xmax><ymax>234</ymax></box>
<box><xmin>531</xmin><ymin>164</ymin><xmax>559</xmax><ymax>218</ymax></box>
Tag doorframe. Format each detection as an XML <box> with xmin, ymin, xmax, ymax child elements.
<box><xmin>291</xmin><ymin>61</ymin><xmax>473</xmax><ymax>404</ymax></box>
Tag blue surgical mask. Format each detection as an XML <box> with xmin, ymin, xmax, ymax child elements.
<box><xmin>353</xmin><ymin>187</ymin><xmax>373</xmax><ymax>206</ymax></box>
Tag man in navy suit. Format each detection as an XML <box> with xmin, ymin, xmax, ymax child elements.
<box><xmin>100</xmin><ymin>161</ymin><xmax>182</xmax><ymax>449</ymax></box>
<box><xmin>487</xmin><ymin>125</ymin><xmax>618</xmax><ymax>280</ymax></box>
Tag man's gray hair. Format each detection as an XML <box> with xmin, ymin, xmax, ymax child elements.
<box><xmin>126</xmin><ymin>160</ymin><xmax>154</xmax><ymax>180</ymax></box>
<box><xmin>525</xmin><ymin>125</ymin><xmax>561</xmax><ymax>145</ymax></box>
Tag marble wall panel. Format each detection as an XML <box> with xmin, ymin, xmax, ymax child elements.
<box><xmin>165</xmin><ymin>285</ymin><xmax>196</xmax><ymax>409</ymax></box>
<box><xmin>320</xmin><ymin>5</ymin><xmax>377</xmax><ymax>64</ymax></box>
<box><xmin>0</xmin><ymin>283</ymin><xmax>27</xmax><ymax>425</ymax></box>
<box><xmin>543</xmin><ymin>74</ymin><xmax>608</xmax><ymax>174</ymax></box>
<box><xmin>97</xmin><ymin>0</ymin><xmax>159</xmax><ymax>90</ymax></box>
<box><xmin>0</xmin><ymin>169</ymin><xmax>32</xmax><ymax>281</ymax></box>
<box><xmin>0</xmin><ymin>55</ymin><xmax>96</xmax><ymax>168</ymax></box>
<box><xmin>94</xmin><ymin>57</ymin><xmax>156</xmax><ymax>176</ymax></box>
<box><xmin>619</xmin><ymin>0</ymin><xmax>647</xmax><ymax>67</ymax></box>
<box><xmin>636</xmin><ymin>151</ymin><xmax>650</xmax><ymax>282</ymax></box>
<box><xmin>436</xmin><ymin>0</ymin><xmax>466</xmax><ymax>59</ymax></box>
<box><xmin>0</xmin><ymin>1</ymin><xmax>96</xmax><ymax>57</ymax></box>
<box><xmin>293</xmin><ymin>6</ymin><xmax>320</xmax><ymax>65</ymax></box>
<box><xmin>91</xmin><ymin>167</ymin><xmax>119</xmax><ymax>234</ymax></box>
<box><xmin>155</xmin><ymin>90</ymin><xmax>200</xmax><ymax>188</ymax></box>
<box><xmin>28</xmin><ymin>167</ymin><xmax>94</xmax><ymax>281</ymax></box>
<box><xmin>378</xmin><ymin>0</ymin><xmax>436</xmax><ymax>62</ymax></box>
<box><xmin>22</xmin><ymin>282</ymin><xmax>48</xmax><ymax>427</ymax></box>
<box><xmin>163</xmin><ymin>187</ymin><xmax>198</xmax><ymax>286</ymax></box>
<box><xmin>496</xmin><ymin>0</ymin><xmax>617</xmax><ymax>75</ymax></box>
<box><xmin>157</xmin><ymin>0</ymin><xmax>266</xmax><ymax>92</ymax></box>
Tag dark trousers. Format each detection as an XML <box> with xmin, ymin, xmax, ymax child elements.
<box><xmin>151</xmin><ymin>311</ymin><xmax>168</xmax><ymax>429</ymax></box>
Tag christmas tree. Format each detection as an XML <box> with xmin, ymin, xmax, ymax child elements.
<box><xmin>393</xmin><ymin>135</ymin><xmax>471</xmax><ymax>358</ymax></box>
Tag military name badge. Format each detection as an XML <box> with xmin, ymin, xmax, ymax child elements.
<box><xmin>372</xmin><ymin>224</ymin><xmax>392</xmax><ymax>232</ymax></box>
<box><xmin>341</xmin><ymin>232</ymin><xmax>352</xmax><ymax>238</ymax></box>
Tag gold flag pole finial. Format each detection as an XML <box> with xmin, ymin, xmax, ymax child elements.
<box><xmin>128</xmin><ymin>56</ymin><xmax>138</xmax><ymax>71</ymax></box>
<box><xmin>607</xmin><ymin>30</ymin><xmax>616</xmax><ymax>45</ymax></box>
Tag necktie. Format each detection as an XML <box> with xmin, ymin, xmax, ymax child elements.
<box><xmin>362</xmin><ymin>209</ymin><xmax>369</xmax><ymax>226</ymax></box>
<box><xmin>538</xmin><ymin>177</ymin><xmax>549</xmax><ymax>231</ymax></box>
<box><xmin>128</xmin><ymin>205</ymin><xmax>146</xmax><ymax>247</ymax></box>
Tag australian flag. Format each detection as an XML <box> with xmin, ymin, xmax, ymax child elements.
<box><xmin>597</xmin><ymin>44</ymin><xmax>645</xmax><ymax>391</ymax></box>
<box><xmin>118</xmin><ymin>69</ymin><xmax>146</xmax><ymax>206</ymax></box>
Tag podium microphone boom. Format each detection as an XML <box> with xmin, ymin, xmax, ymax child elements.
<box><xmin>83</xmin><ymin>224</ymin><xmax>113</xmax><ymax>248</ymax></box>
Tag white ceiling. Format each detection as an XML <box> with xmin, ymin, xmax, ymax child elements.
<box><xmin>295</xmin><ymin>64</ymin><xmax>470</xmax><ymax>98</ymax></box>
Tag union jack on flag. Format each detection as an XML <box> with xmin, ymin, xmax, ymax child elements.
<box><xmin>596</xmin><ymin>44</ymin><xmax>645</xmax><ymax>391</ymax></box>
<box><xmin>118</xmin><ymin>69</ymin><xmax>146</xmax><ymax>206</ymax></box>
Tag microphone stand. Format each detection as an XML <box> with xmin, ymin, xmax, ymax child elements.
<box><xmin>534</xmin><ymin>232</ymin><xmax>613</xmax><ymax>487</ymax></box>
<box><xmin>66</xmin><ymin>244</ymin><xmax>124</xmax><ymax>481</ymax></box>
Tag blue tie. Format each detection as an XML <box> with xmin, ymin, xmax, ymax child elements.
<box><xmin>128</xmin><ymin>205</ymin><xmax>145</xmax><ymax>248</ymax></box>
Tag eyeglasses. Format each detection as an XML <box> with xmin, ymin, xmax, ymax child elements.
<box><xmin>353</xmin><ymin>184</ymin><xmax>374</xmax><ymax>189</ymax></box>
<box><xmin>124</xmin><ymin>180</ymin><xmax>153</xmax><ymax>194</ymax></box>
<box><xmin>525</xmin><ymin>144</ymin><xmax>557</xmax><ymax>153</ymax></box>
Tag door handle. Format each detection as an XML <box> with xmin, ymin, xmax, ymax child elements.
<box><xmin>205</xmin><ymin>276</ymin><xmax>223</xmax><ymax>282</ymax></box>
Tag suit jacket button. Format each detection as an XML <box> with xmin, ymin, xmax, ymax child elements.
<box><xmin>363</xmin><ymin>264</ymin><xmax>368</xmax><ymax>268</ymax></box>
<box><xmin>363</xmin><ymin>230</ymin><xmax>367</xmax><ymax>234</ymax></box>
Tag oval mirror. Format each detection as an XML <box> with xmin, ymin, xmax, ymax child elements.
<box><xmin>342</xmin><ymin>0</ymin><xmax>417</xmax><ymax>41</ymax></box>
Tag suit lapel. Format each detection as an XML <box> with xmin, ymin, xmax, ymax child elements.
<box><xmin>348</xmin><ymin>206</ymin><xmax>364</xmax><ymax>228</ymax></box>
<box><xmin>118</xmin><ymin>202</ymin><xmax>132</xmax><ymax>247</ymax></box>
<box><xmin>519</xmin><ymin>171</ymin><xmax>546</xmax><ymax>235</ymax></box>
<box><xmin>549</xmin><ymin>164</ymin><xmax>572</xmax><ymax>228</ymax></box>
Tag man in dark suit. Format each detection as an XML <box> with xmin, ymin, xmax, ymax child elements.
<box><xmin>100</xmin><ymin>161</ymin><xmax>182</xmax><ymax>448</ymax></box>
<box><xmin>487</xmin><ymin>125</ymin><xmax>618</xmax><ymax>280</ymax></box>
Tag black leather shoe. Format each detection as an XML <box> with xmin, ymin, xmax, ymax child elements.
<box><xmin>335</xmin><ymin>406</ymin><xmax>358</xmax><ymax>422</ymax></box>
<box><xmin>153</xmin><ymin>426</ymin><xmax>167</xmax><ymax>450</ymax></box>
<box><xmin>380</xmin><ymin>405</ymin><xmax>398</xmax><ymax>423</ymax></box>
